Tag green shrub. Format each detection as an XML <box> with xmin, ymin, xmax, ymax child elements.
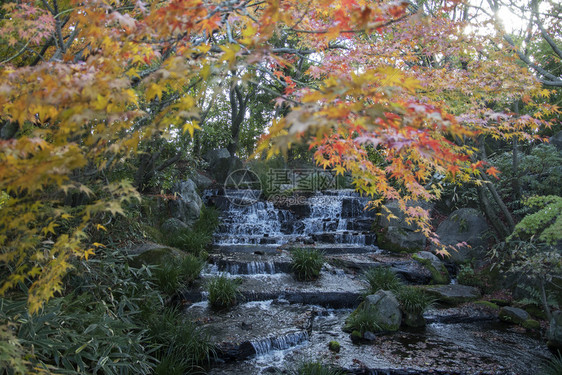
<box><xmin>0</xmin><ymin>293</ymin><xmax>156</xmax><ymax>375</ymax></box>
<box><xmin>291</xmin><ymin>248</ymin><xmax>324</xmax><ymax>281</ymax></box>
<box><xmin>194</xmin><ymin>205</ymin><xmax>220</xmax><ymax>233</ymax></box>
<box><xmin>207</xmin><ymin>275</ymin><xmax>242</xmax><ymax>310</ymax></box>
<box><xmin>363</xmin><ymin>267</ymin><xmax>402</xmax><ymax>294</ymax></box>
<box><xmin>396</xmin><ymin>286</ymin><xmax>433</xmax><ymax>315</ymax></box>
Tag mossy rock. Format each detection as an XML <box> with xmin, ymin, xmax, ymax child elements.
<box><xmin>402</xmin><ymin>312</ymin><xmax>426</xmax><ymax>328</ymax></box>
<box><xmin>522</xmin><ymin>319</ymin><xmax>540</xmax><ymax>330</ymax></box>
<box><xmin>473</xmin><ymin>300</ymin><xmax>500</xmax><ymax>310</ymax></box>
<box><xmin>350</xmin><ymin>330</ymin><xmax>362</xmax><ymax>344</ymax></box>
<box><xmin>129</xmin><ymin>244</ymin><xmax>186</xmax><ymax>268</ymax></box>
<box><xmin>422</xmin><ymin>284</ymin><xmax>481</xmax><ymax>305</ymax></box>
<box><xmin>499</xmin><ymin>306</ymin><xmax>530</xmax><ymax>325</ymax></box>
<box><xmin>413</xmin><ymin>253</ymin><xmax>450</xmax><ymax>285</ymax></box>
<box><xmin>523</xmin><ymin>304</ymin><xmax>547</xmax><ymax>320</ymax></box>
<box><xmin>328</xmin><ymin>341</ymin><xmax>341</xmax><ymax>353</ymax></box>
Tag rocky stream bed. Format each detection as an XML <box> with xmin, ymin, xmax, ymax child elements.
<box><xmin>178</xmin><ymin>189</ymin><xmax>555</xmax><ymax>374</ymax></box>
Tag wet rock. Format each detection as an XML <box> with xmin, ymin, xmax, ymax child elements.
<box><xmin>499</xmin><ymin>306</ymin><xmax>530</xmax><ymax>325</ymax></box>
<box><xmin>168</xmin><ymin>179</ymin><xmax>202</xmax><ymax>227</ymax></box>
<box><xmin>390</xmin><ymin>262</ymin><xmax>433</xmax><ymax>285</ymax></box>
<box><xmin>216</xmin><ymin>341</ymin><xmax>256</xmax><ymax>361</ymax></box>
<box><xmin>423</xmin><ymin>284</ymin><xmax>481</xmax><ymax>305</ymax></box>
<box><xmin>547</xmin><ymin>310</ymin><xmax>562</xmax><ymax>351</ymax></box>
<box><xmin>402</xmin><ymin>312</ymin><xmax>426</xmax><ymax>328</ymax></box>
<box><xmin>413</xmin><ymin>251</ymin><xmax>450</xmax><ymax>285</ymax></box>
<box><xmin>363</xmin><ymin>331</ymin><xmax>377</xmax><ymax>341</ymax></box>
<box><xmin>433</xmin><ymin>208</ymin><xmax>488</xmax><ymax>264</ymax></box>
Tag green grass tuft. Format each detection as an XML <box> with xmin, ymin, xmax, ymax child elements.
<box><xmin>396</xmin><ymin>286</ymin><xmax>434</xmax><ymax>315</ymax></box>
<box><xmin>207</xmin><ymin>275</ymin><xmax>242</xmax><ymax>310</ymax></box>
<box><xmin>363</xmin><ymin>267</ymin><xmax>402</xmax><ymax>294</ymax></box>
<box><xmin>291</xmin><ymin>248</ymin><xmax>325</xmax><ymax>281</ymax></box>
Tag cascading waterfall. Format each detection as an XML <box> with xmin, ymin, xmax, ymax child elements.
<box><xmin>206</xmin><ymin>188</ymin><xmax>376</xmax><ymax>247</ymax></box>
<box><xmin>250</xmin><ymin>331</ymin><xmax>310</xmax><ymax>356</ymax></box>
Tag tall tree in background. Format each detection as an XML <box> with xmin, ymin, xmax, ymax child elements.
<box><xmin>0</xmin><ymin>0</ymin><xmax>555</xmax><ymax>313</ymax></box>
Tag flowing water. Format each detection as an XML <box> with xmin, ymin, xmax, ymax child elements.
<box><xmin>193</xmin><ymin>189</ymin><xmax>552</xmax><ymax>374</ymax></box>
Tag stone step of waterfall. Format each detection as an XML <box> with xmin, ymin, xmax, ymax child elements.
<box><xmin>205</xmin><ymin>251</ymin><xmax>432</xmax><ymax>284</ymax></box>
<box><xmin>182</xmin><ymin>271</ymin><xmax>366</xmax><ymax>308</ymax></box>
<box><xmin>206</xmin><ymin>246</ymin><xmax>435</xmax><ymax>284</ymax></box>
<box><xmin>213</xmin><ymin>232</ymin><xmax>377</xmax><ymax>246</ymax></box>
<box><xmin>206</xmin><ymin>254</ymin><xmax>292</xmax><ymax>275</ymax></box>
<box><xmin>211</xmin><ymin>244</ymin><xmax>380</xmax><ymax>255</ymax></box>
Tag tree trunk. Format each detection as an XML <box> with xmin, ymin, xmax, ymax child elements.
<box><xmin>227</xmin><ymin>83</ymin><xmax>250</xmax><ymax>157</ymax></box>
<box><xmin>477</xmin><ymin>183</ymin><xmax>510</xmax><ymax>239</ymax></box>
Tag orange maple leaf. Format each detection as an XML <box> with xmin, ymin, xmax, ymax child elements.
<box><xmin>486</xmin><ymin>166</ymin><xmax>500</xmax><ymax>179</ymax></box>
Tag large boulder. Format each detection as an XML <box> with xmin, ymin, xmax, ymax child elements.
<box><xmin>364</xmin><ymin>290</ymin><xmax>402</xmax><ymax>331</ymax></box>
<box><xmin>204</xmin><ymin>148</ymin><xmax>244</xmax><ymax>184</ymax></box>
<box><xmin>424</xmin><ymin>284</ymin><xmax>481</xmax><ymax>305</ymax></box>
<box><xmin>161</xmin><ymin>217</ymin><xmax>188</xmax><ymax>236</ymax></box>
<box><xmin>192</xmin><ymin>171</ymin><xmax>214</xmax><ymax>190</ymax></box>
<box><xmin>433</xmin><ymin>208</ymin><xmax>488</xmax><ymax>264</ymax></box>
<box><xmin>548</xmin><ymin>310</ymin><xmax>562</xmax><ymax>351</ymax></box>
<box><xmin>168</xmin><ymin>179</ymin><xmax>202</xmax><ymax>227</ymax></box>
<box><xmin>413</xmin><ymin>251</ymin><xmax>450</xmax><ymax>284</ymax></box>
<box><xmin>377</xmin><ymin>200</ymin><xmax>433</xmax><ymax>253</ymax></box>
<box><xmin>127</xmin><ymin>243</ymin><xmax>185</xmax><ymax>268</ymax></box>
<box><xmin>345</xmin><ymin>290</ymin><xmax>402</xmax><ymax>333</ymax></box>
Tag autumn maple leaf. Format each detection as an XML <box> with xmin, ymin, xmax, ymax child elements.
<box><xmin>486</xmin><ymin>166</ymin><xmax>500</xmax><ymax>179</ymax></box>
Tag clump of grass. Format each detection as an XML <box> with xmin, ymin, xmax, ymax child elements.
<box><xmin>154</xmin><ymin>261</ymin><xmax>182</xmax><ymax>295</ymax></box>
<box><xmin>165</xmin><ymin>205</ymin><xmax>220</xmax><ymax>256</ymax></box>
<box><xmin>344</xmin><ymin>306</ymin><xmax>381</xmax><ymax>335</ymax></box>
<box><xmin>289</xmin><ymin>360</ymin><xmax>345</xmax><ymax>375</ymax></box>
<box><xmin>147</xmin><ymin>307</ymin><xmax>215</xmax><ymax>373</ymax></box>
<box><xmin>396</xmin><ymin>286</ymin><xmax>433</xmax><ymax>315</ymax></box>
<box><xmin>363</xmin><ymin>267</ymin><xmax>402</xmax><ymax>294</ymax></box>
<box><xmin>153</xmin><ymin>255</ymin><xmax>205</xmax><ymax>295</ymax></box>
<box><xmin>291</xmin><ymin>248</ymin><xmax>324</xmax><ymax>281</ymax></box>
<box><xmin>179</xmin><ymin>254</ymin><xmax>205</xmax><ymax>285</ymax></box>
<box><xmin>207</xmin><ymin>275</ymin><xmax>242</xmax><ymax>310</ymax></box>
<box><xmin>541</xmin><ymin>352</ymin><xmax>562</xmax><ymax>375</ymax></box>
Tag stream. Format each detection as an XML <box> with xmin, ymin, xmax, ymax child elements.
<box><xmin>182</xmin><ymin>189</ymin><xmax>553</xmax><ymax>374</ymax></box>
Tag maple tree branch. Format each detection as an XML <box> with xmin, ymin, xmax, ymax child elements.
<box><xmin>289</xmin><ymin>13</ymin><xmax>409</xmax><ymax>34</ymax></box>
<box><xmin>503</xmin><ymin>35</ymin><xmax>562</xmax><ymax>87</ymax></box>
<box><xmin>533</xmin><ymin>13</ymin><xmax>562</xmax><ymax>60</ymax></box>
